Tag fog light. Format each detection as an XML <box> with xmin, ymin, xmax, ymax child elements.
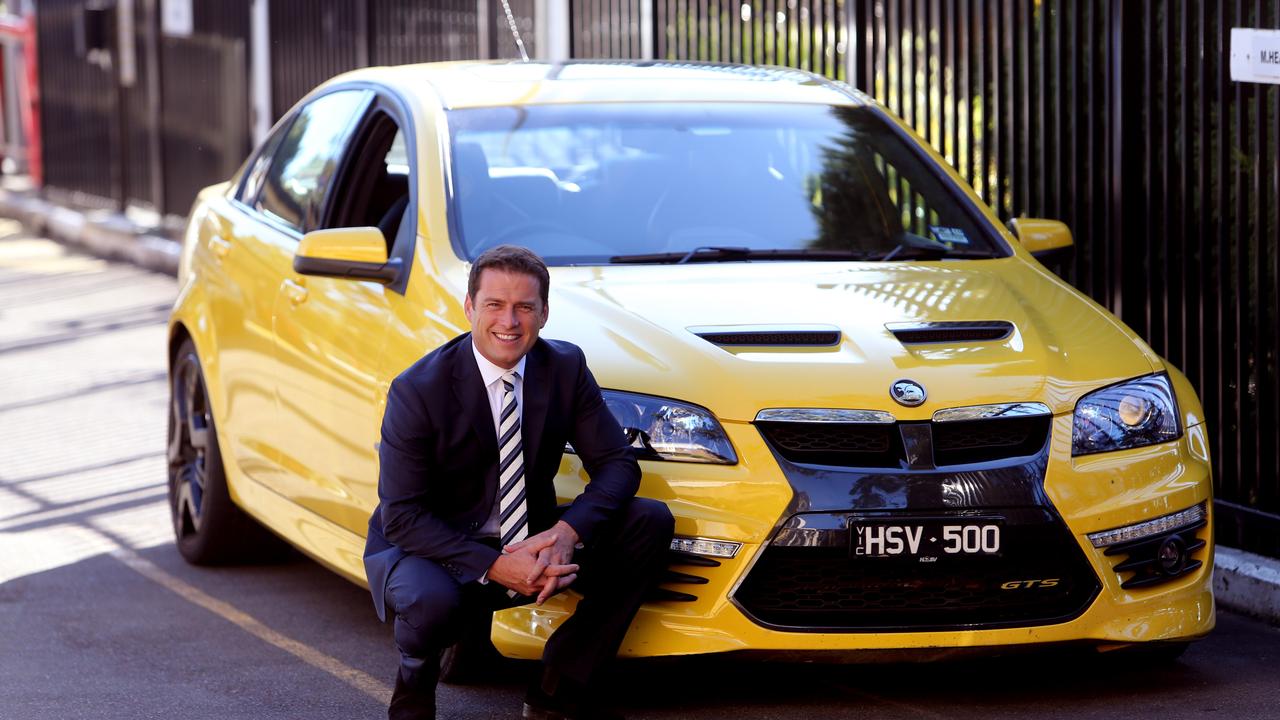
<box><xmin>1087</xmin><ymin>503</ymin><xmax>1207</xmax><ymax>548</ymax></box>
<box><xmin>1157</xmin><ymin>536</ymin><xmax>1187</xmax><ymax>575</ymax></box>
<box><xmin>670</xmin><ymin>536</ymin><xmax>741</xmax><ymax>558</ymax></box>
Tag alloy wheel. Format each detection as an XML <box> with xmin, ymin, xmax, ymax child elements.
<box><xmin>167</xmin><ymin>352</ymin><xmax>211</xmax><ymax>539</ymax></box>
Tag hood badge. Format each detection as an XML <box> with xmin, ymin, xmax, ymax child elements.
<box><xmin>890</xmin><ymin>379</ymin><xmax>927</xmax><ymax>407</ymax></box>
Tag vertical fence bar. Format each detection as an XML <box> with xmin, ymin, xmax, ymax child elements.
<box><xmin>1146</xmin><ymin>0</ymin><xmax>1159</xmax><ymax>343</ymax></box>
<box><xmin>941</xmin><ymin>0</ymin><xmax>952</xmax><ymax>165</ymax></box>
<box><xmin>1217</xmin><ymin>0</ymin><xmax>1235</xmax><ymax>534</ymax></box>
<box><xmin>1250</xmin><ymin>0</ymin><xmax>1266</xmax><ymax>532</ymax></box>
<box><xmin>959</xmin><ymin>0</ymin><xmax>970</xmax><ymax>185</ymax></box>
<box><xmin>1234</xmin><ymin>0</ymin><xmax>1250</xmax><ymax>532</ymax></box>
<box><xmin>1270</xmin><ymin>1</ymin><xmax>1280</xmax><ymax>527</ymax></box>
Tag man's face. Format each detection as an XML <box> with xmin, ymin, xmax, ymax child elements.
<box><xmin>464</xmin><ymin>268</ymin><xmax>548</xmax><ymax>369</ymax></box>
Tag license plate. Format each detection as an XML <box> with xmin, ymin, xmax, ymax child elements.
<box><xmin>851</xmin><ymin>521</ymin><xmax>1002</xmax><ymax>560</ymax></box>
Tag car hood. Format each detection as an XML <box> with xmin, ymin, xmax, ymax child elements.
<box><xmin>542</xmin><ymin>259</ymin><xmax>1161</xmax><ymax>422</ymax></box>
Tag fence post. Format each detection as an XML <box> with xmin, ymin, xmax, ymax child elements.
<box><xmin>846</xmin><ymin>0</ymin><xmax>872</xmax><ymax>90</ymax></box>
<box><xmin>536</xmin><ymin>0</ymin><xmax>570</xmax><ymax>61</ymax></box>
<box><xmin>142</xmin><ymin>0</ymin><xmax>164</xmax><ymax>214</ymax></box>
<box><xmin>477</xmin><ymin>0</ymin><xmax>492</xmax><ymax>59</ymax></box>
<box><xmin>639</xmin><ymin>0</ymin><xmax>654</xmax><ymax>60</ymax></box>
<box><xmin>109</xmin><ymin>0</ymin><xmax>130</xmax><ymax>211</ymax></box>
<box><xmin>354</xmin><ymin>0</ymin><xmax>369</xmax><ymax>67</ymax></box>
<box><xmin>250</xmin><ymin>0</ymin><xmax>271</xmax><ymax>144</ymax></box>
<box><xmin>1106</xmin><ymin>0</ymin><xmax>1146</xmax><ymax>319</ymax></box>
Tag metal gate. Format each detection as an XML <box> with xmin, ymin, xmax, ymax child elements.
<box><xmin>35</xmin><ymin>0</ymin><xmax>251</xmax><ymax>216</ymax></box>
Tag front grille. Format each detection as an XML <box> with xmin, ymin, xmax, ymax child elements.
<box><xmin>762</xmin><ymin>420</ymin><xmax>896</xmax><ymax>453</ymax></box>
<box><xmin>734</xmin><ymin>512</ymin><xmax>1100</xmax><ymax>631</ymax></box>
<box><xmin>933</xmin><ymin>416</ymin><xmax>1050</xmax><ymax>466</ymax></box>
<box><xmin>760</xmin><ymin>423</ymin><xmax>897</xmax><ymax>467</ymax></box>
<box><xmin>758</xmin><ymin>415</ymin><xmax>1050</xmax><ymax>469</ymax></box>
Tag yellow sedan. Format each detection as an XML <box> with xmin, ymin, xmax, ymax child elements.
<box><xmin>167</xmin><ymin>61</ymin><xmax>1214</xmax><ymax>672</ymax></box>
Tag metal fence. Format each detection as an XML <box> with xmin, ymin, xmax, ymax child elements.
<box><xmin>34</xmin><ymin>0</ymin><xmax>536</xmax><ymax>214</ymax></box>
<box><xmin>629</xmin><ymin>0</ymin><xmax>1280</xmax><ymax>556</ymax></box>
<box><xmin>30</xmin><ymin>1</ymin><xmax>1280</xmax><ymax>554</ymax></box>
<box><xmin>35</xmin><ymin>0</ymin><xmax>250</xmax><ymax>215</ymax></box>
<box><xmin>269</xmin><ymin>0</ymin><xmax>535</xmax><ymax>120</ymax></box>
<box><xmin>850</xmin><ymin>0</ymin><xmax>1278</xmax><ymax>557</ymax></box>
<box><xmin>1114</xmin><ymin>1</ymin><xmax>1280</xmax><ymax>556</ymax></box>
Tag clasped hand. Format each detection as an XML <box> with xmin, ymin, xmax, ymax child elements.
<box><xmin>486</xmin><ymin>520</ymin><xmax>581</xmax><ymax>604</ymax></box>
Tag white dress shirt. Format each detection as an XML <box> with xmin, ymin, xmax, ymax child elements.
<box><xmin>471</xmin><ymin>341</ymin><xmax>525</xmax><ymax>538</ymax></box>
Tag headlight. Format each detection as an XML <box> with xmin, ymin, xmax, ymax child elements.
<box><xmin>599</xmin><ymin>390</ymin><xmax>737</xmax><ymax>464</ymax></box>
<box><xmin>1071</xmin><ymin>373</ymin><xmax>1181</xmax><ymax>456</ymax></box>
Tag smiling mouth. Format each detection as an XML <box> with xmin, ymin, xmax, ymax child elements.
<box><xmin>494</xmin><ymin>332</ymin><xmax>521</xmax><ymax>342</ymax></box>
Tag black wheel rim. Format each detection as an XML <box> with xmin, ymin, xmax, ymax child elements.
<box><xmin>167</xmin><ymin>352</ymin><xmax>211</xmax><ymax>539</ymax></box>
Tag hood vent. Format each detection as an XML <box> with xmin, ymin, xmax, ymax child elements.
<box><xmin>887</xmin><ymin>321</ymin><xmax>1014</xmax><ymax>345</ymax></box>
<box><xmin>690</xmin><ymin>324</ymin><xmax>841</xmax><ymax>347</ymax></box>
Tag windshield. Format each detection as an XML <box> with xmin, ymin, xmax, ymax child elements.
<box><xmin>447</xmin><ymin>103</ymin><xmax>1007</xmax><ymax>264</ymax></box>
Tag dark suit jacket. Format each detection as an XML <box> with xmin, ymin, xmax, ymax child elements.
<box><xmin>363</xmin><ymin>333</ymin><xmax>641</xmax><ymax>621</ymax></box>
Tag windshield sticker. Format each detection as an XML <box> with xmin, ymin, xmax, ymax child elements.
<box><xmin>929</xmin><ymin>225</ymin><xmax>970</xmax><ymax>245</ymax></box>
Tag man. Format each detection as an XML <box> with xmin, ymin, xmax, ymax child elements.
<box><xmin>363</xmin><ymin>245</ymin><xmax>674</xmax><ymax>720</ymax></box>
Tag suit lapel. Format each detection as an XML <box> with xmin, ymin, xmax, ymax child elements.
<box><xmin>452</xmin><ymin>335</ymin><xmax>498</xmax><ymax>463</ymax></box>
<box><xmin>521</xmin><ymin>341</ymin><xmax>551</xmax><ymax>480</ymax></box>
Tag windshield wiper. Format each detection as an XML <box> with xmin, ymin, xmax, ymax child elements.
<box><xmin>609</xmin><ymin>247</ymin><xmax>874</xmax><ymax>264</ymax></box>
<box><xmin>677</xmin><ymin>246</ymin><xmax>750</xmax><ymax>264</ymax></box>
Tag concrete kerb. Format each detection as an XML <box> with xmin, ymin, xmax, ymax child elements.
<box><xmin>1214</xmin><ymin>546</ymin><xmax>1280</xmax><ymax>626</ymax></box>
<box><xmin>0</xmin><ymin>186</ymin><xmax>180</xmax><ymax>276</ymax></box>
<box><xmin>1</xmin><ymin>182</ymin><xmax>1277</xmax><ymax>628</ymax></box>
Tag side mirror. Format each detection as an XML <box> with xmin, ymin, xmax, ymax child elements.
<box><xmin>293</xmin><ymin>227</ymin><xmax>401</xmax><ymax>284</ymax></box>
<box><xmin>1008</xmin><ymin>217</ymin><xmax>1070</xmax><ymax>270</ymax></box>
<box><xmin>1007</xmin><ymin>218</ymin><xmax>1074</xmax><ymax>262</ymax></box>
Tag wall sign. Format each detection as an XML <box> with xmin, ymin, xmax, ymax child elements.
<box><xmin>162</xmin><ymin>0</ymin><xmax>195</xmax><ymax>38</ymax></box>
<box><xmin>1231</xmin><ymin>28</ymin><xmax>1280</xmax><ymax>84</ymax></box>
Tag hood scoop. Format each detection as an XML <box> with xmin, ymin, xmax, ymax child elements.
<box><xmin>887</xmin><ymin>321</ymin><xmax>1014</xmax><ymax>345</ymax></box>
<box><xmin>690</xmin><ymin>324</ymin><xmax>842</xmax><ymax>347</ymax></box>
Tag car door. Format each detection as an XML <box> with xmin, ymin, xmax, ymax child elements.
<box><xmin>197</xmin><ymin>118</ymin><xmax>301</xmax><ymax>491</ymax></box>
<box><xmin>220</xmin><ymin>87</ymin><xmax>374</xmax><ymax>510</ymax></box>
<box><xmin>271</xmin><ymin>93</ymin><xmax>411</xmax><ymax>534</ymax></box>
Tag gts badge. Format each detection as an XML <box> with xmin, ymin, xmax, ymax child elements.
<box><xmin>1001</xmin><ymin>579</ymin><xmax>1060</xmax><ymax>590</ymax></box>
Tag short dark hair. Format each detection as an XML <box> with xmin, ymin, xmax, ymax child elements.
<box><xmin>468</xmin><ymin>245</ymin><xmax>550</xmax><ymax>305</ymax></box>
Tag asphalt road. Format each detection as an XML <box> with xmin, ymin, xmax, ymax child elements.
<box><xmin>1</xmin><ymin>224</ymin><xmax>1278</xmax><ymax>720</ymax></box>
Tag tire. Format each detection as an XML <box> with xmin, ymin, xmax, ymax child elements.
<box><xmin>438</xmin><ymin>612</ymin><xmax>503</xmax><ymax>685</ymax></box>
<box><xmin>167</xmin><ymin>339</ymin><xmax>279</xmax><ymax>564</ymax></box>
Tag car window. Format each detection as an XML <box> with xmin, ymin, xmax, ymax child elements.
<box><xmin>447</xmin><ymin>103</ymin><xmax>1007</xmax><ymax>264</ymax></box>
<box><xmin>237</xmin><ymin>125</ymin><xmax>287</xmax><ymax>206</ymax></box>
<box><xmin>323</xmin><ymin>109</ymin><xmax>411</xmax><ymax>251</ymax></box>
<box><xmin>256</xmin><ymin>89</ymin><xmax>373</xmax><ymax>234</ymax></box>
<box><xmin>386</xmin><ymin>131</ymin><xmax>408</xmax><ymax>175</ymax></box>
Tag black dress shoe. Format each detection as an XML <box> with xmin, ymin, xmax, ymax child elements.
<box><xmin>389</xmin><ymin>670</ymin><xmax>436</xmax><ymax>720</ymax></box>
<box><xmin>522</xmin><ymin>669</ymin><xmax>622</xmax><ymax>720</ymax></box>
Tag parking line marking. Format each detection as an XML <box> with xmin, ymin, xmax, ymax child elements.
<box><xmin>110</xmin><ymin>546</ymin><xmax>392</xmax><ymax>705</ymax></box>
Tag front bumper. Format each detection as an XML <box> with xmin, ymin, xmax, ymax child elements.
<box><xmin>492</xmin><ymin>416</ymin><xmax>1215</xmax><ymax>658</ymax></box>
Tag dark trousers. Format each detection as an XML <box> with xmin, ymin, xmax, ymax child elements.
<box><xmin>384</xmin><ymin>497</ymin><xmax>674</xmax><ymax>694</ymax></box>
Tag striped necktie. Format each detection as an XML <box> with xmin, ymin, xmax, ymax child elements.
<box><xmin>498</xmin><ymin>371</ymin><xmax>530</xmax><ymax>551</ymax></box>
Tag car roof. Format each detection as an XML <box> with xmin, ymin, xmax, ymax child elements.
<box><xmin>335</xmin><ymin>60</ymin><xmax>867</xmax><ymax>109</ymax></box>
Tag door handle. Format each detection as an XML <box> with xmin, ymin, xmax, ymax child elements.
<box><xmin>208</xmin><ymin>236</ymin><xmax>232</xmax><ymax>260</ymax></box>
<box><xmin>283</xmin><ymin>278</ymin><xmax>308</xmax><ymax>305</ymax></box>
